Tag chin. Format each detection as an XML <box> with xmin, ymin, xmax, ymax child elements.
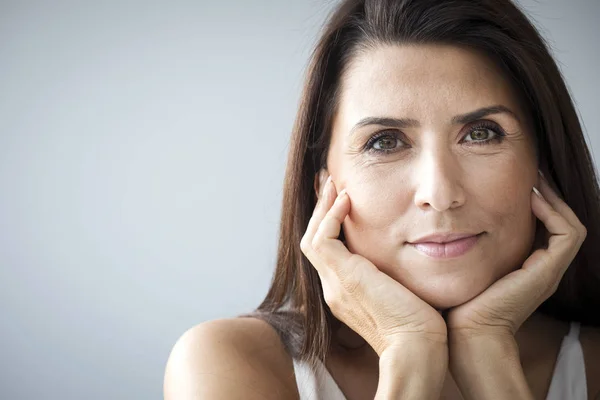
<box><xmin>395</xmin><ymin>270</ymin><xmax>496</xmax><ymax>310</ymax></box>
<box><xmin>415</xmin><ymin>283</ymin><xmax>486</xmax><ymax>310</ymax></box>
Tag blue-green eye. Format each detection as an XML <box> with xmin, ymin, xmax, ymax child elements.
<box><xmin>466</xmin><ymin>128</ymin><xmax>493</xmax><ymax>141</ymax></box>
<box><xmin>372</xmin><ymin>135</ymin><xmax>400</xmax><ymax>151</ymax></box>
<box><xmin>463</xmin><ymin>121</ymin><xmax>506</xmax><ymax>145</ymax></box>
<box><xmin>365</xmin><ymin>131</ymin><xmax>405</xmax><ymax>154</ymax></box>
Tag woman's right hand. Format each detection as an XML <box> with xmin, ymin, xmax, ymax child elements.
<box><xmin>300</xmin><ymin>173</ymin><xmax>447</xmax><ymax>357</ymax></box>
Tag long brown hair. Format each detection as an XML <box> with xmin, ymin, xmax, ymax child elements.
<box><xmin>242</xmin><ymin>0</ymin><xmax>600</xmax><ymax>365</ymax></box>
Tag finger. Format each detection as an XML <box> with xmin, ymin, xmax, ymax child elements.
<box><xmin>315</xmin><ymin>169</ymin><xmax>328</xmax><ymax>200</ymax></box>
<box><xmin>531</xmin><ymin>188</ymin><xmax>570</xmax><ymax>235</ymax></box>
<box><xmin>530</xmin><ymin>189</ymin><xmax>583</xmax><ymax>267</ymax></box>
<box><xmin>302</xmin><ymin>175</ymin><xmax>335</xmax><ymax>250</ymax></box>
<box><xmin>537</xmin><ymin>175</ymin><xmax>583</xmax><ymax>229</ymax></box>
<box><xmin>518</xmin><ymin>246</ymin><xmax>572</xmax><ymax>310</ymax></box>
<box><xmin>312</xmin><ymin>189</ymin><xmax>354</xmax><ymax>266</ymax></box>
<box><xmin>534</xmin><ymin>180</ymin><xmax>586</xmax><ymax>242</ymax></box>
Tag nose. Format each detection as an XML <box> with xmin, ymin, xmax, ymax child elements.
<box><xmin>413</xmin><ymin>147</ymin><xmax>466</xmax><ymax>211</ymax></box>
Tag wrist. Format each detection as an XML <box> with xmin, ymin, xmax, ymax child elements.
<box><xmin>376</xmin><ymin>342</ymin><xmax>448</xmax><ymax>400</ymax></box>
<box><xmin>380</xmin><ymin>338</ymin><xmax>448</xmax><ymax>365</ymax></box>
<box><xmin>449</xmin><ymin>335</ymin><xmax>533</xmax><ymax>400</ymax></box>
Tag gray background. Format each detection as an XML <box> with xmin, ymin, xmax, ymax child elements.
<box><xmin>0</xmin><ymin>0</ymin><xmax>597</xmax><ymax>399</ymax></box>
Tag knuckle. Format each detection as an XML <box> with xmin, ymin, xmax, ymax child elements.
<box><xmin>338</xmin><ymin>263</ymin><xmax>365</xmax><ymax>301</ymax></box>
<box><xmin>568</xmin><ymin>223</ymin><xmax>586</xmax><ymax>245</ymax></box>
<box><xmin>569</xmin><ymin>228</ymin><xmax>579</xmax><ymax>242</ymax></box>
<box><xmin>337</xmin><ymin>263</ymin><xmax>361</xmax><ymax>294</ymax></box>
<box><xmin>312</xmin><ymin>234</ymin><xmax>325</xmax><ymax>253</ymax></box>
<box><xmin>300</xmin><ymin>236</ymin><xmax>310</xmax><ymax>254</ymax></box>
<box><xmin>545</xmin><ymin>270</ymin><xmax>563</xmax><ymax>296</ymax></box>
<box><xmin>323</xmin><ymin>289</ymin><xmax>341</xmax><ymax>312</ymax></box>
<box><xmin>579</xmin><ymin>224</ymin><xmax>588</xmax><ymax>240</ymax></box>
<box><xmin>547</xmin><ymin>279</ymin><xmax>561</xmax><ymax>298</ymax></box>
<box><xmin>339</xmin><ymin>273</ymin><xmax>360</xmax><ymax>296</ymax></box>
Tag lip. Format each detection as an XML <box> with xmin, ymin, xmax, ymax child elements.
<box><xmin>407</xmin><ymin>232</ymin><xmax>484</xmax><ymax>259</ymax></box>
<box><xmin>409</xmin><ymin>232</ymin><xmax>482</xmax><ymax>244</ymax></box>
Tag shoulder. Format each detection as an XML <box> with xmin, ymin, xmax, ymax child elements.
<box><xmin>164</xmin><ymin>317</ymin><xmax>299</xmax><ymax>400</ymax></box>
<box><xmin>580</xmin><ymin>324</ymin><xmax>600</xmax><ymax>399</ymax></box>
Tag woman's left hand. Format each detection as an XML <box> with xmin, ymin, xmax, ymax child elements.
<box><xmin>446</xmin><ymin>172</ymin><xmax>587</xmax><ymax>340</ymax></box>
<box><xmin>445</xmin><ymin>172</ymin><xmax>587</xmax><ymax>399</ymax></box>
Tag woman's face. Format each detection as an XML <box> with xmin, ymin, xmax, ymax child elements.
<box><xmin>323</xmin><ymin>44</ymin><xmax>539</xmax><ymax>310</ymax></box>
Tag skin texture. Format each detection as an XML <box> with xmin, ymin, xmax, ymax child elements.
<box><xmin>325</xmin><ymin>43</ymin><xmax>540</xmax><ymax>310</ymax></box>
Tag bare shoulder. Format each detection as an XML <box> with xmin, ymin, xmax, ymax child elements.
<box><xmin>164</xmin><ymin>317</ymin><xmax>299</xmax><ymax>400</ymax></box>
<box><xmin>580</xmin><ymin>324</ymin><xmax>600</xmax><ymax>399</ymax></box>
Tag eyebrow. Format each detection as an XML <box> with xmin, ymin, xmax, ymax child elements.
<box><xmin>348</xmin><ymin>105</ymin><xmax>520</xmax><ymax>136</ymax></box>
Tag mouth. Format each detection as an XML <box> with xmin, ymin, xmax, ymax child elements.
<box><xmin>407</xmin><ymin>232</ymin><xmax>484</xmax><ymax>259</ymax></box>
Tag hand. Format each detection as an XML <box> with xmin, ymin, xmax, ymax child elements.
<box><xmin>300</xmin><ymin>172</ymin><xmax>447</xmax><ymax>356</ymax></box>
<box><xmin>446</xmin><ymin>172</ymin><xmax>587</xmax><ymax>340</ymax></box>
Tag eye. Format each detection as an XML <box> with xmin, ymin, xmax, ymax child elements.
<box><xmin>365</xmin><ymin>131</ymin><xmax>405</xmax><ymax>153</ymax></box>
<box><xmin>462</xmin><ymin>121</ymin><xmax>506</xmax><ymax>145</ymax></box>
<box><xmin>467</xmin><ymin>128</ymin><xmax>493</xmax><ymax>141</ymax></box>
<box><xmin>373</xmin><ymin>135</ymin><xmax>398</xmax><ymax>150</ymax></box>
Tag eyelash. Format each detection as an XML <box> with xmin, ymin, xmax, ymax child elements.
<box><xmin>364</xmin><ymin>121</ymin><xmax>507</xmax><ymax>155</ymax></box>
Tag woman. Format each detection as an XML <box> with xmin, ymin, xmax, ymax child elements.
<box><xmin>164</xmin><ymin>0</ymin><xmax>600</xmax><ymax>398</ymax></box>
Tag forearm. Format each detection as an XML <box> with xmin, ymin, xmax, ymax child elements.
<box><xmin>375</xmin><ymin>342</ymin><xmax>447</xmax><ymax>400</ymax></box>
<box><xmin>449</xmin><ymin>335</ymin><xmax>533</xmax><ymax>400</ymax></box>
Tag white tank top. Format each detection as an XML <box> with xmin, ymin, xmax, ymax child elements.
<box><xmin>292</xmin><ymin>322</ymin><xmax>587</xmax><ymax>399</ymax></box>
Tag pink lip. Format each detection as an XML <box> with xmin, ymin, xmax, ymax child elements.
<box><xmin>408</xmin><ymin>233</ymin><xmax>483</xmax><ymax>258</ymax></box>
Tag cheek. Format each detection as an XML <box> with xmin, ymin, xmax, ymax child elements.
<box><xmin>479</xmin><ymin>174</ymin><xmax>530</xmax><ymax>220</ymax></box>
<box><xmin>338</xmin><ymin>169</ymin><xmax>412</xmax><ymax>262</ymax></box>
<box><xmin>476</xmin><ymin>168</ymin><xmax>537</xmax><ymax>269</ymax></box>
<box><xmin>342</xmin><ymin>170</ymin><xmax>411</xmax><ymax>232</ymax></box>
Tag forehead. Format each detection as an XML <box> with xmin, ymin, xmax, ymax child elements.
<box><xmin>334</xmin><ymin>43</ymin><xmax>524</xmax><ymax>129</ymax></box>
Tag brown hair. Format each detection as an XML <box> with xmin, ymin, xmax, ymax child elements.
<box><xmin>241</xmin><ymin>0</ymin><xmax>600</xmax><ymax>366</ymax></box>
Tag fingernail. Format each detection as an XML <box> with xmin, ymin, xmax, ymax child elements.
<box><xmin>533</xmin><ymin>186</ymin><xmax>545</xmax><ymax>200</ymax></box>
<box><xmin>538</xmin><ymin>169</ymin><xmax>545</xmax><ymax>179</ymax></box>
<box><xmin>337</xmin><ymin>188</ymin><xmax>347</xmax><ymax>198</ymax></box>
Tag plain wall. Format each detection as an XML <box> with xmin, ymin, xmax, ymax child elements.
<box><xmin>0</xmin><ymin>1</ymin><xmax>597</xmax><ymax>399</ymax></box>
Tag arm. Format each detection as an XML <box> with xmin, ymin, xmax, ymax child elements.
<box><xmin>375</xmin><ymin>341</ymin><xmax>448</xmax><ymax>400</ymax></box>
<box><xmin>449</xmin><ymin>334</ymin><xmax>533</xmax><ymax>400</ymax></box>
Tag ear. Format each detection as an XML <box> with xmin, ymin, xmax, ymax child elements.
<box><xmin>314</xmin><ymin>168</ymin><xmax>329</xmax><ymax>201</ymax></box>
